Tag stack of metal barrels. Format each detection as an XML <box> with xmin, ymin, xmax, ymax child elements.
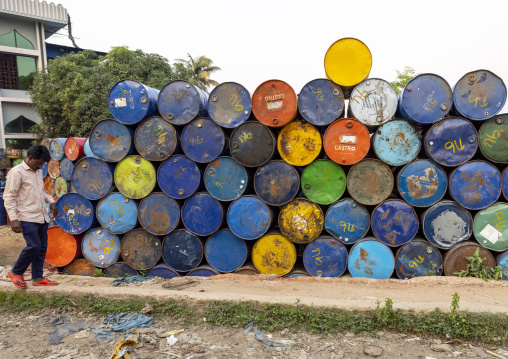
<box><xmin>41</xmin><ymin>37</ymin><xmax>508</xmax><ymax>280</ymax></box>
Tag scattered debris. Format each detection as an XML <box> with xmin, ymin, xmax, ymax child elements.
<box><xmin>111</xmin><ymin>338</ymin><xmax>137</xmax><ymax>359</ymax></box>
<box><xmin>164</xmin><ymin>329</ymin><xmax>185</xmax><ymax>336</ymax></box>
<box><xmin>112</xmin><ymin>276</ymin><xmax>149</xmax><ymax>286</ymax></box>
<box><xmin>485</xmin><ymin>350</ymin><xmax>508</xmax><ymax>359</ymax></box>
<box><xmin>103</xmin><ymin>313</ymin><xmax>153</xmax><ymax>332</ymax></box>
<box><xmin>141</xmin><ymin>302</ymin><xmax>153</xmax><ymax>314</ymax></box>
<box><xmin>46</xmin><ymin>315</ymin><xmax>93</xmax><ymax>345</ymax></box>
<box><xmin>167</xmin><ymin>335</ymin><xmax>178</xmax><ymax>346</ymax></box>
<box><xmin>431</xmin><ymin>344</ymin><xmax>452</xmax><ymax>352</ymax></box>
<box><xmin>363</xmin><ymin>345</ymin><xmax>383</xmax><ymax>357</ymax></box>
<box><xmin>243</xmin><ymin>322</ymin><xmax>290</xmax><ymax>348</ymax></box>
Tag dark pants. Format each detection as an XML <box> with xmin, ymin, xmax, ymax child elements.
<box><xmin>12</xmin><ymin>221</ymin><xmax>49</xmax><ymax>279</ymax></box>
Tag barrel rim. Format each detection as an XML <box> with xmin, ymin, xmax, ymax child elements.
<box><xmin>186</xmin><ymin>265</ymin><xmax>219</xmax><ymax>277</ymax></box>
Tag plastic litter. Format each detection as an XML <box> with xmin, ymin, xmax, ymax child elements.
<box><xmin>112</xmin><ymin>276</ymin><xmax>149</xmax><ymax>286</ymax></box>
<box><xmin>243</xmin><ymin>322</ymin><xmax>290</xmax><ymax>348</ymax></box>
<box><xmin>47</xmin><ymin>315</ymin><xmax>93</xmax><ymax>345</ymax></box>
<box><xmin>111</xmin><ymin>338</ymin><xmax>138</xmax><ymax>359</ymax></box>
<box><xmin>167</xmin><ymin>335</ymin><xmax>178</xmax><ymax>346</ymax></box>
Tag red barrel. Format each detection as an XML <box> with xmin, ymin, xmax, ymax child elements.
<box><xmin>64</xmin><ymin>137</ymin><xmax>86</xmax><ymax>161</ymax></box>
<box><xmin>46</xmin><ymin>227</ymin><xmax>82</xmax><ymax>267</ymax></box>
<box><xmin>251</xmin><ymin>80</ymin><xmax>298</xmax><ymax>128</ymax></box>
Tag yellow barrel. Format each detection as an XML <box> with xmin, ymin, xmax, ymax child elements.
<box><xmin>278</xmin><ymin>197</ymin><xmax>324</xmax><ymax>244</ymax></box>
<box><xmin>277</xmin><ymin>119</ymin><xmax>322</xmax><ymax>166</ymax></box>
<box><xmin>114</xmin><ymin>155</ymin><xmax>156</xmax><ymax>199</ymax></box>
<box><xmin>252</xmin><ymin>232</ymin><xmax>297</xmax><ymax>276</ymax></box>
<box><xmin>324</xmin><ymin>38</ymin><xmax>372</xmax><ymax>91</ymax></box>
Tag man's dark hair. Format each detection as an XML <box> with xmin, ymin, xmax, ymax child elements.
<box><xmin>27</xmin><ymin>145</ymin><xmax>51</xmax><ymax>162</ymax></box>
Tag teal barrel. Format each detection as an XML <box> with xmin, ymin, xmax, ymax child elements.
<box><xmin>303</xmin><ymin>237</ymin><xmax>347</xmax><ymax>277</ymax></box>
<box><xmin>204</xmin><ymin>157</ymin><xmax>248</xmax><ymax>201</ymax></box>
<box><xmin>104</xmin><ymin>263</ymin><xmax>139</xmax><ymax>277</ymax></box>
<box><xmin>372</xmin><ymin>119</ymin><xmax>420</xmax><ymax>166</ymax></box>
<box><xmin>96</xmin><ymin>192</ymin><xmax>138</xmax><ymax>234</ymax></box>
<box><xmin>395</xmin><ymin>238</ymin><xmax>443</xmax><ymax>279</ymax></box>
<box><xmin>146</xmin><ymin>264</ymin><xmax>179</xmax><ymax>279</ymax></box>
<box><xmin>324</xmin><ymin>198</ymin><xmax>370</xmax><ymax>245</ymax></box>
<box><xmin>134</xmin><ymin>116</ymin><xmax>178</xmax><ymax>161</ymax></box>
<box><xmin>348</xmin><ymin>238</ymin><xmax>395</xmax><ymax>279</ymax></box>
<box><xmin>162</xmin><ymin>229</ymin><xmax>203</xmax><ymax>272</ymax></box>
<box><xmin>120</xmin><ymin>229</ymin><xmax>161</xmax><ymax>270</ymax></box>
<box><xmin>205</xmin><ymin>229</ymin><xmax>248</xmax><ymax>273</ymax></box>
<box><xmin>81</xmin><ymin>228</ymin><xmax>121</xmax><ymax>268</ymax></box>
<box><xmin>83</xmin><ymin>138</ymin><xmax>97</xmax><ymax>158</ymax></box>
<box><xmin>138</xmin><ymin>192</ymin><xmax>180</xmax><ymax>235</ymax></box>
<box><xmin>254</xmin><ymin>160</ymin><xmax>299</xmax><ymax>206</ymax></box>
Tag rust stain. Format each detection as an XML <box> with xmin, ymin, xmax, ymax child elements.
<box><xmin>380</xmin><ymin>209</ymin><xmax>390</xmax><ymax>220</ymax></box>
<box><xmin>359</xmin><ymin>248</ymin><xmax>368</xmax><ymax>262</ymax></box>
<box><xmin>148</xmin><ymin>208</ymin><xmax>170</xmax><ymax>231</ymax></box>
<box><xmin>364</xmin><ymin>266</ymin><xmax>373</xmax><ymax>276</ymax></box>
<box><xmin>407</xmin><ymin>167</ymin><xmax>439</xmax><ymax>199</ymax></box>
<box><xmin>212</xmin><ymin>159</ymin><xmax>221</xmax><ymax>168</ymax></box>
<box><xmin>460</xmin><ymin>172</ymin><xmax>485</xmax><ymax>185</ymax></box>
<box><xmin>104</xmin><ymin>134</ymin><xmax>120</xmax><ymax>147</ymax></box>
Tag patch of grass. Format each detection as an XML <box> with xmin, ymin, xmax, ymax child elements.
<box><xmin>1</xmin><ymin>290</ymin><xmax>508</xmax><ymax>345</ymax></box>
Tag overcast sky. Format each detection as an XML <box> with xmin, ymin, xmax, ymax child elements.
<box><xmin>49</xmin><ymin>0</ymin><xmax>508</xmax><ymax>112</ymax></box>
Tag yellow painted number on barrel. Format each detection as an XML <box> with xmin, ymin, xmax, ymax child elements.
<box><xmin>469</xmin><ymin>95</ymin><xmax>488</xmax><ymax>108</ymax></box>
<box><xmin>229</xmin><ymin>94</ymin><xmax>244</xmax><ymax>111</ymax></box>
<box><xmin>493</xmin><ymin>212</ymin><xmax>507</xmax><ymax>231</ymax></box>
<box><xmin>312</xmin><ymin>248</ymin><xmax>323</xmax><ymax>265</ymax></box>
<box><xmin>445</xmin><ymin>139</ymin><xmax>465</xmax><ymax>153</ymax></box>
<box><xmin>408</xmin><ymin>255</ymin><xmax>424</xmax><ymax>268</ymax></box>
<box><xmin>252</xmin><ymin>233</ymin><xmax>296</xmax><ymax>276</ymax></box>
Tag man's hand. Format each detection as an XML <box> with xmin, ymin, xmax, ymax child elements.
<box><xmin>11</xmin><ymin>220</ymin><xmax>22</xmax><ymax>233</ymax></box>
<box><xmin>50</xmin><ymin>203</ymin><xmax>59</xmax><ymax>218</ymax></box>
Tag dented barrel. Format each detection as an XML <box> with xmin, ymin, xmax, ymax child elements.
<box><xmin>96</xmin><ymin>192</ymin><xmax>138</xmax><ymax>234</ymax></box>
<box><xmin>347</xmin><ymin>159</ymin><xmax>393</xmax><ymax>206</ymax></box>
<box><xmin>323</xmin><ymin>118</ymin><xmax>370</xmax><ymax>165</ymax></box>
<box><xmin>138</xmin><ymin>192</ymin><xmax>179</xmax><ymax>235</ymax></box>
<box><xmin>478</xmin><ymin>114</ymin><xmax>508</xmax><ymax>163</ymax></box>
<box><xmin>252</xmin><ymin>232</ymin><xmax>296</xmax><ymax>276</ymax></box>
<box><xmin>81</xmin><ymin>228</ymin><xmax>121</xmax><ymax>268</ymax></box>
<box><xmin>89</xmin><ymin>119</ymin><xmax>134</xmax><ymax>162</ymax></box>
<box><xmin>443</xmin><ymin>241</ymin><xmax>496</xmax><ymax>276</ymax></box>
<box><xmin>277</xmin><ymin>119</ymin><xmax>322</xmax><ymax>166</ymax></box>
<box><xmin>134</xmin><ymin>117</ymin><xmax>178</xmax><ymax>161</ymax></box>
<box><xmin>298</xmin><ymin>78</ymin><xmax>344</xmax><ymax>126</ymax></box>
<box><xmin>205</xmin><ymin>229</ymin><xmax>248</xmax><ymax>273</ymax></box>
<box><xmin>114</xmin><ymin>155</ymin><xmax>156</xmax><ymax>199</ymax></box>
<box><xmin>371</xmin><ymin>199</ymin><xmax>419</xmax><ymax>247</ymax></box>
<box><xmin>146</xmin><ymin>264</ymin><xmax>179</xmax><ymax>279</ymax></box>
<box><xmin>325</xmin><ymin>198</ymin><xmax>370</xmax><ymax>245</ymax></box>
<box><xmin>204</xmin><ymin>157</ymin><xmax>248</xmax><ymax>202</ymax></box>
<box><xmin>158</xmin><ymin>80</ymin><xmax>208</xmax><ymax>125</ymax></box>
<box><xmin>182</xmin><ymin>192</ymin><xmax>223</xmax><ymax>236</ymax></box>
<box><xmin>59</xmin><ymin>158</ymin><xmax>74</xmax><ymax>181</ymax></box>
<box><xmin>395</xmin><ymin>238</ymin><xmax>443</xmax><ymax>279</ymax></box>
<box><xmin>254</xmin><ymin>161</ymin><xmax>299</xmax><ymax>206</ymax></box>
<box><xmin>278</xmin><ymin>198</ymin><xmax>324</xmax><ymax>244</ymax></box>
<box><xmin>64</xmin><ymin>137</ymin><xmax>85</xmax><ymax>161</ymax></box>
<box><xmin>55</xmin><ymin>193</ymin><xmax>98</xmax><ymax>234</ymax></box>
<box><xmin>303</xmin><ymin>237</ymin><xmax>347</xmax><ymax>277</ymax></box>
<box><xmin>473</xmin><ymin>203</ymin><xmax>508</xmax><ymax>252</ymax></box>
<box><xmin>49</xmin><ymin>138</ymin><xmax>66</xmax><ymax>161</ymax></box>
<box><xmin>120</xmin><ymin>229</ymin><xmax>161</xmax><ymax>270</ymax></box>
<box><xmin>347</xmin><ymin>238</ymin><xmax>395</xmax><ymax>279</ymax></box>
<box><xmin>207</xmin><ymin>82</ymin><xmax>251</xmax><ymax>128</ymax></box>
<box><xmin>252</xmin><ymin>79</ymin><xmax>297</xmax><ymax>127</ymax></box>
<box><xmin>46</xmin><ymin>227</ymin><xmax>82</xmax><ymax>267</ymax></box>
<box><xmin>301</xmin><ymin>160</ymin><xmax>346</xmax><ymax>205</ymax></box>
<box><xmin>48</xmin><ymin>159</ymin><xmax>60</xmax><ymax>179</ymax></box>
<box><xmin>162</xmin><ymin>229</ymin><xmax>203</xmax><ymax>272</ymax></box>
<box><xmin>230</xmin><ymin>121</ymin><xmax>276</xmax><ymax>167</ymax></box>
<box><xmin>104</xmin><ymin>262</ymin><xmax>138</xmax><ymax>277</ymax></box>
<box><xmin>72</xmin><ymin>157</ymin><xmax>114</xmax><ymax>200</ymax></box>
<box><xmin>158</xmin><ymin>155</ymin><xmax>201</xmax><ymax>199</ymax></box>
<box><xmin>227</xmin><ymin>195</ymin><xmax>272</xmax><ymax>240</ymax></box>
<box><xmin>181</xmin><ymin>118</ymin><xmax>226</xmax><ymax>163</ymax></box>
<box><xmin>64</xmin><ymin>259</ymin><xmax>96</xmax><ymax>276</ymax></box>
<box><xmin>372</xmin><ymin>119</ymin><xmax>420</xmax><ymax>166</ymax></box>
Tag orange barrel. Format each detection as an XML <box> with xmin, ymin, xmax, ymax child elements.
<box><xmin>251</xmin><ymin>80</ymin><xmax>297</xmax><ymax>128</ymax></box>
<box><xmin>323</xmin><ymin>118</ymin><xmax>370</xmax><ymax>165</ymax></box>
<box><xmin>277</xmin><ymin>119</ymin><xmax>322</xmax><ymax>166</ymax></box>
<box><xmin>44</xmin><ymin>177</ymin><xmax>55</xmax><ymax>197</ymax></box>
<box><xmin>120</xmin><ymin>229</ymin><xmax>161</xmax><ymax>270</ymax></box>
<box><xmin>64</xmin><ymin>137</ymin><xmax>86</xmax><ymax>161</ymax></box>
<box><xmin>47</xmin><ymin>159</ymin><xmax>60</xmax><ymax>179</ymax></box>
<box><xmin>46</xmin><ymin>227</ymin><xmax>82</xmax><ymax>267</ymax></box>
<box><xmin>104</xmin><ymin>262</ymin><xmax>139</xmax><ymax>277</ymax></box>
<box><xmin>64</xmin><ymin>259</ymin><xmax>96</xmax><ymax>276</ymax></box>
<box><xmin>278</xmin><ymin>198</ymin><xmax>324</xmax><ymax>244</ymax></box>
<box><xmin>443</xmin><ymin>241</ymin><xmax>496</xmax><ymax>276</ymax></box>
<box><xmin>347</xmin><ymin>159</ymin><xmax>393</xmax><ymax>206</ymax></box>
<box><xmin>252</xmin><ymin>232</ymin><xmax>297</xmax><ymax>276</ymax></box>
<box><xmin>234</xmin><ymin>263</ymin><xmax>260</xmax><ymax>275</ymax></box>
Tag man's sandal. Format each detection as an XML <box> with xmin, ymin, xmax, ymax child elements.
<box><xmin>33</xmin><ymin>278</ymin><xmax>59</xmax><ymax>286</ymax></box>
<box><xmin>7</xmin><ymin>272</ymin><xmax>27</xmax><ymax>289</ymax></box>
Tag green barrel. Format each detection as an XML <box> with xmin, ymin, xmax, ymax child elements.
<box><xmin>301</xmin><ymin>160</ymin><xmax>346</xmax><ymax>205</ymax></box>
<box><xmin>474</xmin><ymin>202</ymin><xmax>508</xmax><ymax>252</ymax></box>
<box><xmin>479</xmin><ymin>114</ymin><xmax>508</xmax><ymax>163</ymax></box>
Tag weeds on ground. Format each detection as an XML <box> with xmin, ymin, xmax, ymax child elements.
<box><xmin>455</xmin><ymin>248</ymin><xmax>508</xmax><ymax>280</ymax></box>
<box><xmin>93</xmin><ymin>268</ymin><xmax>106</xmax><ymax>277</ymax></box>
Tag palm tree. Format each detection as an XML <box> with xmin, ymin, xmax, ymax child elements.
<box><xmin>175</xmin><ymin>54</ymin><xmax>221</xmax><ymax>93</ymax></box>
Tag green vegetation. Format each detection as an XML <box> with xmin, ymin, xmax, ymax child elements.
<box><xmin>455</xmin><ymin>248</ymin><xmax>508</xmax><ymax>280</ymax></box>
<box><xmin>175</xmin><ymin>53</ymin><xmax>221</xmax><ymax>92</ymax></box>
<box><xmin>1</xmin><ymin>291</ymin><xmax>508</xmax><ymax>345</ymax></box>
<box><xmin>390</xmin><ymin>66</ymin><xmax>418</xmax><ymax>94</ymax></box>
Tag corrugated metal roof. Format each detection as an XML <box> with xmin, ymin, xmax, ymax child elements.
<box><xmin>0</xmin><ymin>0</ymin><xmax>67</xmax><ymax>24</ymax></box>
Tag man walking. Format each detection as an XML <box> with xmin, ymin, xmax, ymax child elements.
<box><xmin>3</xmin><ymin>145</ymin><xmax>59</xmax><ymax>288</ymax></box>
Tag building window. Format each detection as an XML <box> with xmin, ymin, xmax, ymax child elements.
<box><xmin>5</xmin><ymin>115</ymin><xmax>36</xmax><ymax>134</ymax></box>
<box><xmin>0</xmin><ymin>30</ymin><xmax>34</xmax><ymax>50</ymax></box>
<box><xmin>0</xmin><ymin>53</ymin><xmax>37</xmax><ymax>90</ymax></box>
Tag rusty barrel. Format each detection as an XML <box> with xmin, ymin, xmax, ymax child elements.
<box><xmin>72</xmin><ymin>157</ymin><xmax>114</xmax><ymax>200</ymax></box>
<box><xmin>64</xmin><ymin>137</ymin><xmax>85</xmax><ymax>161</ymax></box>
<box><xmin>348</xmin><ymin>78</ymin><xmax>397</xmax><ymax>128</ymax></box>
<box><xmin>278</xmin><ymin>197</ymin><xmax>324</xmax><ymax>244</ymax></box>
<box><xmin>372</xmin><ymin>119</ymin><xmax>420</xmax><ymax>166</ymax></box>
<box><xmin>277</xmin><ymin>119</ymin><xmax>322</xmax><ymax>166</ymax></box>
<box><xmin>252</xmin><ymin>79</ymin><xmax>297</xmax><ymax>128</ymax></box>
<box><xmin>134</xmin><ymin>116</ymin><xmax>178</xmax><ymax>161</ymax></box>
<box><xmin>104</xmin><ymin>262</ymin><xmax>138</xmax><ymax>277</ymax></box>
<box><xmin>254</xmin><ymin>161</ymin><xmax>299</xmax><ymax>206</ymax></box>
<box><xmin>108</xmin><ymin>79</ymin><xmax>160</xmax><ymax>125</ymax></box>
<box><xmin>448</xmin><ymin>160</ymin><xmax>501</xmax><ymax>210</ymax></box>
<box><xmin>96</xmin><ymin>192</ymin><xmax>138</xmax><ymax>234</ymax></box>
<box><xmin>120</xmin><ymin>229</ymin><xmax>161</xmax><ymax>270</ymax></box>
<box><xmin>46</xmin><ymin>227</ymin><xmax>82</xmax><ymax>267</ymax></box>
<box><xmin>371</xmin><ymin>199</ymin><xmax>419</xmax><ymax>247</ymax></box>
<box><xmin>158</xmin><ymin>80</ymin><xmax>208</xmax><ymax>125</ymax></box>
<box><xmin>182</xmin><ymin>192</ymin><xmax>223</xmax><ymax>236</ymax></box>
<box><xmin>59</xmin><ymin>158</ymin><xmax>74</xmax><ymax>181</ymax></box>
<box><xmin>452</xmin><ymin>70</ymin><xmax>507</xmax><ymax>121</ymax></box>
<box><xmin>81</xmin><ymin>228</ymin><xmax>121</xmax><ymax>268</ymax></box>
<box><xmin>41</xmin><ymin>138</ymin><xmax>52</xmax><ymax>150</ymax></box>
<box><xmin>298</xmin><ymin>78</ymin><xmax>344</xmax><ymax>126</ymax></box>
<box><xmin>0</xmin><ymin>158</ymin><xmax>11</xmax><ymax>169</ymax></box>
<box><xmin>54</xmin><ymin>177</ymin><xmax>69</xmax><ymax>198</ymax></box>
<box><xmin>234</xmin><ymin>263</ymin><xmax>260</xmax><ymax>275</ymax></box>
<box><xmin>205</xmin><ymin>229</ymin><xmax>248</xmax><ymax>273</ymax></box>
<box><xmin>230</xmin><ymin>121</ymin><xmax>276</xmax><ymax>167</ymax></box>
<box><xmin>473</xmin><ymin>202</ymin><xmax>508</xmax><ymax>252</ymax></box>
<box><xmin>421</xmin><ymin>200</ymin><xmax>473</xmax><ymax>250</ymax></box>
<box><xmin>114</xmin><ymin>155</ymin><xmax>157</xmax><ymax>199</ymax></box>
<box><xmin>443</xmin><ymin>241</ymin><xmax>496</xmax><ymax>276</ymax></box>
<box><xmin>158</xmin><ymin>155</ymin><xmax>201</xmax><ymax>199</ymax></box>
<box><xmin>395</xmin><ymin>238</ymin><xmax>443</xmax><ymax>279</ymax></box>
<box><xmin>204</xmin><ymin>157</ymin><xmax>248</xmax><ymax>202</ymax></box>
<box><xmin>301</xmin><ymin>159</ymin><xmax>346</xmax><ymax>205</ymax></box>
<box><xmin>251</xmin><ymin>232</ymin><xmax>296</xmax><ymax>276</ymax></box>
<box><xmin>423</xmin><ymin>117</ymin><xmax>478</xmax><ymax>167</ymax></box>
<box><xmin>398</xmin><ymin>73</ymin><xmax>452</xmax><ymax>125</ymax></box>
<box><xmin>89</xmin><ymin>119</ymin><xmax>134</xmax><ymax>162</ymax></box>
<box><xmin>64</xmin><ymin>259</ymin><xmax>96</xmax><ymax>276</ymax></box>
<box><xmin>347</xmin><ymin>159</ymin><xmax>393</xmax><ymax>206</ymax></box>
<box><xmin>162</xmin><ymin>229</ymin><xmax>203</xmax><ymax>272</ymax></box>
<box><xmin>303</xmin><ymin>237</ymin><xmax>347</xmax><ymax>277</ymax></box>
<box><xmin>347</xmin><ymin>238</ymin><xmax>395</xmax><ymax>279</ymax></box>
<box><xmin>187</xmin><ymin>265</ymin><xmax>219</xmax><ymax>277</ymax></box>
<box><xmin>138</xmin><ymin>192</ymin><xmax>179</xmax><ymax>235</ymax></box>
<box><xmin>49</xmin><ymin>138</ymin><xmax>66</xmax><ymax>161</ymax></box>
<box><xmin>478</xmin><ymin>114</ymin><xmax>508</xmax><ymax>163</ymax></box>
<box><xmin>207</xmin><ymin>82</ymin><xmax>252</xmax><ymax>128</ymax></box>
<box><xmin>146</xmin><ymin>264</ymin><xmax>179</xmax><ymax>279</ymax></box>
<box><xmin>227</xmin><ymin>195</ymin><xmax>272</xmax><ymax>240</ymax></box>
<box><xmin>323</xmin><ymin>118</ymin><xmax>370</xmax><ymax>165</ymax></box>
<box><xmin>48</xmin><ymin>159</ymin><xmax>60</xmax><ymax>179</ymax></box>
<box><xmin>44</xmin><ymin>176</ymin><xmax>55</xmax><ymax>197</ymax></box>
<box><xmin>397</xmin><ymin>159</ymin><xmax>447</xmax><ymax>207</ymax></box>
<box><xmin>55</xmin><ymin>193</ymin><xmax>98</xmax><ymax>234</ymax></box>
<box><xmin>325</xmin><ymin>198</ymin><xmax>370</xmax><ymax>245</ymax></box>
<box><xmin>181</xmin><ymin>118</ymin><xmax>226</xmax><ymax>163</ymax></box>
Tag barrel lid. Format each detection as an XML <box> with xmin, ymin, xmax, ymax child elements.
<box><xmin>49</xmin><ymin>138</ymin><xmax>66</xmax><ymax>161</ymax></box>
<box><xmin>54</xmin><ymin>176</ymin><xmax>69</xmax><ymax>198</ymax></box>
<box><xmin>349</xmin><ymin>78</ymin><xmax>397</xmax><ymax>127</ymax></box>
<box><xmin>187</xmin><ymin>266</ymin><xmax>219</xmax><ymax>277</ymax></box>
<box><xmin>254</xmin><ymin>161</ymin><xmax>299</xmax><ymax>206</ymax></box>
<box><xmin>205</xmin><ymin>229</ymin><xmax>248</xmax><ymax>273</ymax></box>
<box><xmin>373</xmin><ymin>119</ymin><xmax>420</xmax><ymax>166</ymax></box>
<box><xmin>135</xmin><ymin>116</ymin><xmax>178</xmax><ymax>161</ymax></box>
<box><xmin>252</xmin><ymin>233</ymin><xmax>296</xmax><ymax>276</ymax></box>
<box><xmin>473</xmin><ymin>202</ymin><xmax>508</xmax><ymax>252</ymax></box>
<box><xmin>394</xmin><ymin>238</ymin><xmax>443</xmax><ymax>279</ymax></box>
<box><xmin>182</xmin><ymin>192</ymin><xmax>223</xmax><ymax>236</ymax></box>
<box><xmin>48</xmin><ymin>159</ymin><xmax>60</xmax><ymax>179</ymax></box>
<box><xmin>83</xmin><ymin>138</ymin><xmax>97</xmax><ymax>158</ymax></box>
<box><xmin>347</xmin><ymin>238</ymin><xmax>395</xmax><ymax>279</ymax></box>
<box><xmin>107</xmin><ymin>79</ymin><xmax>157</xmax><ymax>125</ymax></box>
<box><xmin>114</xmin><ymin>155</ymin><xmax>156</xmax><ymax>199</ymax></box>
<box><xmin>82</xmin><ymin>228</ymin><xmax>121</xmax><ymax>268</ymax></box>
<box><xmin>138</xmin><ymin>192</ymin><xmax>180</xmax><ymax>235</ymax></box>
<box><xmin>278</xmin><ymin>198</ymin><xmax>324</xmax><ymax>244</ymax></box>
<box><xmin>97</xmin><ymin>192</ymin><xmax>138</xmax><ymax>234</ymax></box>
<box><xmin>46</xmin><ymin>227</ymin><xmax>80</xmax><ymax>267</ymax></box>
<box><xmin>89</xmin><ymin>119</ymin><xmax>133</xmax><ymax>162</ymax></box>
<box><xmin>72</xmin><ymin>157</ymin><xmax>113</xmax><ymax>201</ymax></box>
<box><xmin>208</xmin><ymin>82</ymin><xmax>251</xmax><ymax>128</ymax></box>
<box><xmin>324</xmin><ymin>198</ymin><xmax>370</xmax><ymax>245</ymax></box>
<box><xmin>230</xmin><ymin>121</ymin><xmax>275</xmax><ymax>167</ymax></box>
<box><xmin>55</xmin><ymin>193</ymin><xmax>95</xmax><ymax>234</ymax></box>
<box><xmin>277</xmin><ymin>119</ymin><xmax>322</xmax><ymax>166</ymax></box>
<box><xmin>204</xmin><ymin>157</ymin><xmax>248</xmax><ymax>202</ymax></box>
<box><xmin>298</xmin><ymin>78</ymin><xmax>344</xmax><ymax>126</ymax></box>
<box><xmin>59</xmin><ymin>158</ymin><xmax>74</xmax><ymax>181</ymax></box>
<box><xmin>120</xmin><ymin>229</ymin><xmax>161</xmax><ymax>270</ymax></box>
<box><xmin>64</xmin><ymin>259</ymin><xmax>96</xmax><ymax>276</ymax></box>
<box><xmin>158</xmin><ymin>80</ymin><xmax>207</xmax><ymax>125</ymax></box>
<box><xmin>64</xmin><ymin>137</ymin><xmax>85</xmax><ymax>161</ymax></box>
<box><xmin>146</xmin><ymin>265</ymin><xmax>179</xmax><ymax>279</ymax></box>
<box><xmin>478</xmin><ymin>114</ymin><xmax>508</xmax><ymax>163</ymax></box>
<box><xmin>323</xmin><ymin>118</ymin><xmax>370</xmax><ymax>165</ymax></box>
<box><xmin>347</xmin><ymin>159</ymin><xmax>393</xmax><ymax>206</ymax></box>
<box><xmin>162</xmin><ymin>229</ymin><xmax>203</xmax><ymax>272</ymax></box>
<box><xmin>158</xmin><ymin>155</ymin><xmax>201</xmax><ymax>199</ymax></box>
<box><xmin>371</xmin><ymin>199</ymin><xmax>419</xmax><ymax>247</ymax></box>
<box><xmin>181</xmin><ymin>118</ymin><xmax>225</xmax><ymax>163</ymax></box>
<box><xmin>301</xmin><ymin>160</ymin><xmax>346</xmax><ymax>205</ymax></box>
<box><xmin>303</xmin><ymin>237</ymin><xmax>347</xmax><ymax>277</ymax></box>
<box><xmin>227</xmin><ymin>195</ymin><xmax>272</xmax><ymax>240</ymax></box>
<box><xmin>252</xmin><ymin>80</ymin><xmax>297</xmax><ymax>127</ymax></box>
<box><xmin>44</xmin><ymin>176</ymin><xmax>55</xmax><ymax>196</ymax></box>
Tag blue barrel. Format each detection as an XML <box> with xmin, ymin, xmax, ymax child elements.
<box><xmin>0</xmin><ymin>197</ymin><xmax>7</xmax><ymax>226</ymax></box>
<box><xmin>449</xmin><ymin>160</ymin><xmax>501</xmax><ymax>210</ymax></box>
<box><xmin>83</xmin><ymin>138</ymin><xmax>97</xmax><ymax>158</ymax></box>
<box><xmin>181</xmin><ymin>118</ymin><xmax>225</xmax><ymax>163</ymax></box>
<box><xmin>398</xmin><ymin>73</ymin><xmax>452</xmax><ymax>125</ymax></box>
<box><xmin>59</xmin><ymin>158</ymin><xmax>74</xmax><ymax>181</ymax></box>
<box><xmin>182</xmin><ymin>192</ymin><xmax>223</xmax><ymax>236</ymax></box>
<box><xmin>286</xmin><ymin>268</ymin><xmax>310</xmax><ymax>278</ymax></box>
<box><xmin>82</xmin><ymin>228</ymin><xmax>121</xmax><ymax>268</ymax></box>
<box><xmin>158</xmin><ymin>155</ymin><xmax>201</xmax><ymax>199</ymax></box>
<box><xmin>146</xmin><ymin>264</ymin><xmax>179</xmax><ymax>279</ymax></box>
<box><xmin>423</xmin><ymin>117</ymin><xmax>478</xmax><ymax>167</ymax></box>
<box><xmin>452</xmin><ymin>70</ymin><xmax>507</xmax><ymax>121</ymax></box>
<box><xmin>254</xmin><ymin>161</ymin><xmax>299</xmax><ymax>206</ymax></box>
<box><xmin>503</xmin><ymin>168</ymin><xmax>508</xmax><ymax>201</ymax></box>
<box><xmin>104</xmin><ymin>263</ymin><xmax>138</xmax><ymax>277</ymax></box>
<box><xmin>204</xmin><ymin>157</ymin><xmax>248</xmax><ymax>201</ymax></box>
<box><xmin>348</xmin><ymin>238</ymin><xmax>395</xmax><ymax>279</ymax></box>
<box><xmin>395</xmin><ymin>238</ymin><xmax>443</xmax><ymax>279</ymax></box>
<box><xmin>107</xmin><ymin>79</ymin><xmax>159</xmax><ymax>125</ymax></box>
<box><xmin>205</xmin><ymin>230</ymin><xmax>248</xmax><ymax>273</ymax></box>
<box><xmin>49</xmin><ymin>138</ymin><xmax>66</xmax><ymax>161</ymax></box>
<box><xmin>397</xmin><ymin>159</ymin><xmax>447</xmax><ymax>207</ymax></box>
<box><xmin>55</xmin><ymin>193</ymin><xmax>98</xmax><ymax>234</ymax></box>
<box><xmin>45</xmin><ymin>203</ymin><xmax>57</xmax><ymax>228</ymax></box>
<box><xmin>42</xmin><ymin>162</ymin><xmax>48</xmax><ymax>178</ymax></box>
<box><xmin>227</xmin><ymin>195</ymin><xmax>272</xmax><ymax>240</ymax></box>
<box><xmin>496</xmin><ymin>251</ymin><xmax>508</xmax><ymax>279</ymax></box>
<box><xmin>138</xmin><ymin>192</ymin><xmax>180</xmax><ymax>235</ymax></box>
<box><xmin>324</xmin><ymin>198</ymin><xmax>370</xmax><ymax>245</ymax></box>
<box><xmin>187</xmin><ymin>266</ymin><xmax>218</xmax><ymax>277</ymax></box>
<box><xmin>72</xmin><ymin>157</ymin><xmax>114</xmax><ymax>200</ymax></box>
<box><xmin>96</xmin><ymin>192</ymin><xmax>138</xmax><ymax>234</ymax></box>
<box><xmin>298</xmin><ymin>78</ymin><xmax>344</xmax><ymax>126</ymax></box>
<box><xmin>372</xmin><ymin>119</ymin><xmax>420</xmax><ymax>166</ymax></box>
<box><xmin>158</xmin><ymin>80</ymin><xmax>208</xmax><ymax>125</ymax></box>
<box><xmin>134</xmin><ymin>116</ymin><xmax>178</xmax><ymax>161</ymax></box>
<box><xmin>89</xmin><ymin>119</ymin><xmax>134</xmax><ymax>162</ymax></box>
<box><xmin>303</xmin><ymin>237</ymin><xmax>347</xmax><ymax>277</ymax></box>
<box><xmin>371</xmin><ymin>200</ymin><xmax>419</xmax><ymax>247</ymax></box>
<box><xmin>207</xmin><ymin>82</ymin><xmax>252</xmax><ymax>128</ymax></box>
<box><xmin>421</xmin><ymin>200</ymin><xmax>473</xmax><ymax>250</ymax></box>
<box><xmin>162</xmin><ymin>229</ymin><xmax>203</xmax><ymax>272</ymax></box>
